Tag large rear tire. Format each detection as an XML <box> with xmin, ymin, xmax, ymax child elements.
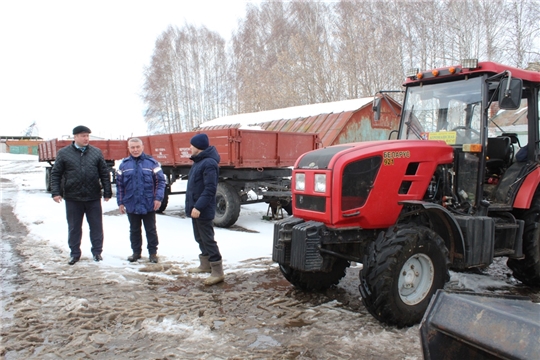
<box><xmin>279</xmin><ymin>258</ymin><xmax>349</xmax><ymax>291</ymax></box>
<box><xmin>282</xmin><ymin>199</ymin><xmax>293</xmax><ymax>215</ymax></box>
<box><xmin>508</xmin><ymin>189</ymin><xmax>540</xmax><ymax>286</ymax></box>
<box><xmin>213</xmin><ymin>182</ymin><xmax>241</xmax><ymax>228</ymax></box>
<box><xmin>156</xmin><ymin>185</ymin><xmax>170</xmax><ymax>213</ymax></box>
<box><xmin>45</xmin><ymin>167</ymin><xmax>52</xmax><ymax>192</ymax></box>
<box><xmin>359</xmin><ymin>224</ymin><xmax>449</xmax><ymax>327</ymax></box>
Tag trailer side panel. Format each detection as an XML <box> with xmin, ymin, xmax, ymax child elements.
<box><xmin>138</xmin><ymin>129</ymin><xmax>319</xmax><ymax>169</ymax></box>
<box><xmin>38</xmin><ymin>139</ymin><xmax>128</xmax><ymax>162</ymax></box>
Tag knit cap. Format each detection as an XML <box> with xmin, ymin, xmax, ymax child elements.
<box><xmin>190</xmin><ymin>133</ymin><xmax>209</xmax><ymax>150</ymax></box>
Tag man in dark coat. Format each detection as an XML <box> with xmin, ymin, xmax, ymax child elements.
<box><xmin>116</xmin><ymin>137</ymin><xmax>166</xmax><ymax>263</ymax></box>
<box><xmin>50</xmin><ymin>125</ymin><xmax>112</xmax><ymax>265</ymax></box>
<box><xmin>185</xmin><ymin>133</ymin><xmax>224</xmax><ymax>285</ymax></box>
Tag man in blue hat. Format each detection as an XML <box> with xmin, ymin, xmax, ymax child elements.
<box><xmin>50</xmin><ymin>125</ymin><xmax>112</xmax><ymax>265</ymax></box>
<box><xmin>185</xmin><ymin>133</ymin><xmax>224</xmax><ymax>285</ymax></box>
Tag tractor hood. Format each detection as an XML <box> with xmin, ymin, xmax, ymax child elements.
<box><xmin>293</xmin><ymin>140</ymin><xmax>454</xmax><ymax>228</ymax></box>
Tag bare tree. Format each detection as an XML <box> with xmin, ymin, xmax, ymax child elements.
<box><xmin>503</xmin><ymin>0</ymin><xmax>540</xmax><ymax>68</ymax></box>
<box><xmin>142</xmin><ymin>24</ymin><xmax>229</xmax><ymax>132</ymax></box>
<box><xmin>142</xmin><ymin>27</ymin><xmax>181</xmax><ymax>134</ymax></box>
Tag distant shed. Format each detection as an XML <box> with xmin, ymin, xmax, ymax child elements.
<box><xmin>0</xmin><ymin>136</ymin><xmax>44</xmax><ymax>155</ymax></box>
<box><xmin>200</xmin><ymin>97</ymin><xmax>401</xmax><ymax>147</ymax></box>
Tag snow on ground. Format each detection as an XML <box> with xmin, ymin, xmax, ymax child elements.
<box><xmin>0</xmin><ymin>153</ymin><xmax>275</xmax><ymax>274</ymax></box>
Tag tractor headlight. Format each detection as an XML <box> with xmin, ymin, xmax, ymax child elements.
<box><xmin>295</xmin><ymin>173</ymin><xmax>305</xmax><ymax>191</ymax></box>
<box><xmin>314</xmin><ymin>174</ymin><xmax>326</xmax><ymax>192</ymax></box>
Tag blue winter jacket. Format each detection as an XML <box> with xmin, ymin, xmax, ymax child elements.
<box><xmin>185</xmin><ymin>146</ymin><xmax>220</xmax><ymax>220</ymax></box>
<box><xmin>116</xmin><ymin>153</ymin><xmax>166</xmax><ymax>214</ymax></box>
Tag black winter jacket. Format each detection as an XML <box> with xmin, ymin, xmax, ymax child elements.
<box><xmin>185</xmin><ymin>146</ymin><xmax>220</xmax><ymax>220</ymax></box>
<box><xmin>50</xmin><ymin>143</ymin><xmax>112</xmax><ymax>201</ymax></box>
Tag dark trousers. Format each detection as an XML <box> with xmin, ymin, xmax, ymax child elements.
<box><xmin>127</xmin><ymin>212</ymin><xmax>159</xmax><ymax>255</ymax></box>
<box><xmin>65</xmin><ymin>199</ymin><xmax>104</xmax><ymax>258</ymax></box>
<box><xmin>192</xmin><ymin>218</ymin><xmax>221</xmax><ymax>262</ymax></box>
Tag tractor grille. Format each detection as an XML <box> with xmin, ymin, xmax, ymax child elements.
<box><xmin>341</xmin><ymin>156</ymin><xmax>382</xmax><ymax>210</ymax></box>
<box><xmin>295</xmin><ymin>194</ymin><xmax>326</xmax><ymax>212</ymax></box>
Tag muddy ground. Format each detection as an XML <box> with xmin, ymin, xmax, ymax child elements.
<box><xmin>1</xmin><ymin>175</ymin><xmax>539</xmax><ymax>360</ymax></box>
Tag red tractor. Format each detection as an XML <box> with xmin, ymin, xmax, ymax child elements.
<box><xmin>273</xmin><ymin>60</ymin><xmax>540</xmax><ymax>327</ymax></box>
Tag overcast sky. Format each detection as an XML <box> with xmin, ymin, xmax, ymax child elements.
<box><xmin>0</xmin><ymin>0</ymin><xmax>258</xmax><ymax>140</ymax></box>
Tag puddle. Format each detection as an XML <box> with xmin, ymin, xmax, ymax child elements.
<box><xmin>248</xmin><ymin>334</ymin><xmax>281</xmax><ymax>348</ymax></box>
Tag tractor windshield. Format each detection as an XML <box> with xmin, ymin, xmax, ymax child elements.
<box><xmin>399</xmin><ymin>77</ymin><xmax>483</xmax><ymax>145</ymax></box>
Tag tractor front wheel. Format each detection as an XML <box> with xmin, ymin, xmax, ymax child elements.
<box><xmin>279</xmin><ymin>258</ymin><xmax>349</xmax><ymax>291</ymax></box>
<box><xmin>359</xmin><ymin>224</ymin><xmax>449</xmax><ymax>327</ymax></box>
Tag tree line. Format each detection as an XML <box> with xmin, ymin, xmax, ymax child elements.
<box><xmin>142</xmin><ymin>0</ymin><xmax>540</xmax><ymax>134</ymax></box>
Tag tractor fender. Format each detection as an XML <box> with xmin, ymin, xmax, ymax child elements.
<box><xmin>399</xmin><ymin>200</ymin><xmax>466</xmax><ymax>264</ymax></box>
<box><xmin>513</xmin><ymin>167</ymin><xmax>540</xmax><ymax>209</ymax></box>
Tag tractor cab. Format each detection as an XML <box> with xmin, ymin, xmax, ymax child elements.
<box><xmin>398</xmin><ymin>60</ymin><xmax>539</xmax><ymax>214</ymax></box>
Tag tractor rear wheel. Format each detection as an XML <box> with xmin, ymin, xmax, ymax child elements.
<box><xmin>281</xmin><ymin>199</ymin><xmax>293</xmax><ymax>215</ymax></box>
<box><xmin>359</xmin><ymin>224</ymin><xmax>449</xmax><ymax>327</ymax></box>
<box><xmin>213</xmin><ymin>182</ymin><xmax>241</xmax><ymax>228</ymax></box>
<box><xmin>279</xmin><ymin>258</ymin><xmax>349</xmax><ymax>291</ymax></box>
<box><xmin>45</xmin><ymin>167</ymin><xmax>52</xmax><ymax>192</ymax></box>
<box><xmin>508</xmin><ymin>189</ymin><xmax>540</xmax><ymax>286</ymax></box>
<box><xmin>156</xmin><ymin>185</ymin><xmax>170</xmax><ymax>213</ymax></box>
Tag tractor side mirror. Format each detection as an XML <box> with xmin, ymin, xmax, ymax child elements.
<box><xmin>373</xmin><ymin>97</ymin><xmax>381</xmax><ymax>121</ymax></box>
<box><xmin>498</xmin><ymin>78</ymin><xmax>523</xmax><ymax>110</ymax></box>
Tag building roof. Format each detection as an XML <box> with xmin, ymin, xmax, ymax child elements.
<box><xmin>199</xmin><ymin>97</ymin><xmax>400</xmax><ymax>147</ymax></box>
<box><xmin>200</xmin><ymin>98</ymin><xmax>374</xmax><ymax>129</ymax></box>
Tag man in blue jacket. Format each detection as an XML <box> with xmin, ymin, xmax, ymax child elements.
<box><xmin>116</xmin><ymin>138</ymin><xmax>166</xmax><ymax>263</ymax></box>
<box><xmin>185</xmin><ymin>133</ymin><xmax>224</xmax><ymax>285</ymax></box>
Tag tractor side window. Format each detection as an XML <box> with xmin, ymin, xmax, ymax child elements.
<box><xmin>488</xmin><ymin>97</ymin><xmax>529</xmax><ymax>154</ymax></box>
<box><xmin>341</xmin><ymin>156</ymin><xmax>382</xmax><ymax>211</ymax></box>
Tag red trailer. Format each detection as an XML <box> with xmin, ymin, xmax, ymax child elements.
<box><xmin>38</xmin><ymin>138</ymin><xmax>128</xmax><ymax>191</ymax></box>
<box><xmin>137</xmin><ymin>129</ymin><xmax>320</xmax><ymax>227</ymax></box>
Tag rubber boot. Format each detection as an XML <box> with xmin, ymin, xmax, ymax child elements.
<box><xmin>188</xmin><ymin>255</ymin><xmax>211</xmax><ymax>273</ymax></box>
<box><xmin>204</xmin><ymin>260</ymin><xmax>225</xmax><ymax>286</ymax></box>
<box><xmin>128</xmin><ymin>253</ymin><xmax>141</xmax><ymax>262</ymax></box>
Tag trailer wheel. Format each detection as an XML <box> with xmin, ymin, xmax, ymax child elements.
<box><xmin>508</xmin><ymin>190</ymin><xmax>540</xmax><ymax>286</ymax></box>
<box><xmin>214</xmin><ymin>182</ymin><xmax>241</xmax><ymax>228</ymax></box>
<box><xmin>45</xmin><ymin>167</ymin><xmax>52</xmax><ymax>192</ymax></box>
<box><xmin>279</xmin><ymin>259</ymin><xmax>349</xmax><ymax>291</ymax></box>
<box><xmin>359</xmin><ymin>224</ymin><xmax>449</xmax><ymax>327</ymax></box>
<box><xmin>156</xmin><ymin>185</ymin><xmax>170</xmax><ymax>213</ymax></box>
<box><xmin>281</xmin><ymin>200</ymin><xmax>293</xmax><ymax>215</ymax></box>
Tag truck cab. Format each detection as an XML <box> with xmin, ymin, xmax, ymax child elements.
<box><xmin>273</xmin><ymin>60</ymin><xmax>540</xmax><ymax>327</ymax></box>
